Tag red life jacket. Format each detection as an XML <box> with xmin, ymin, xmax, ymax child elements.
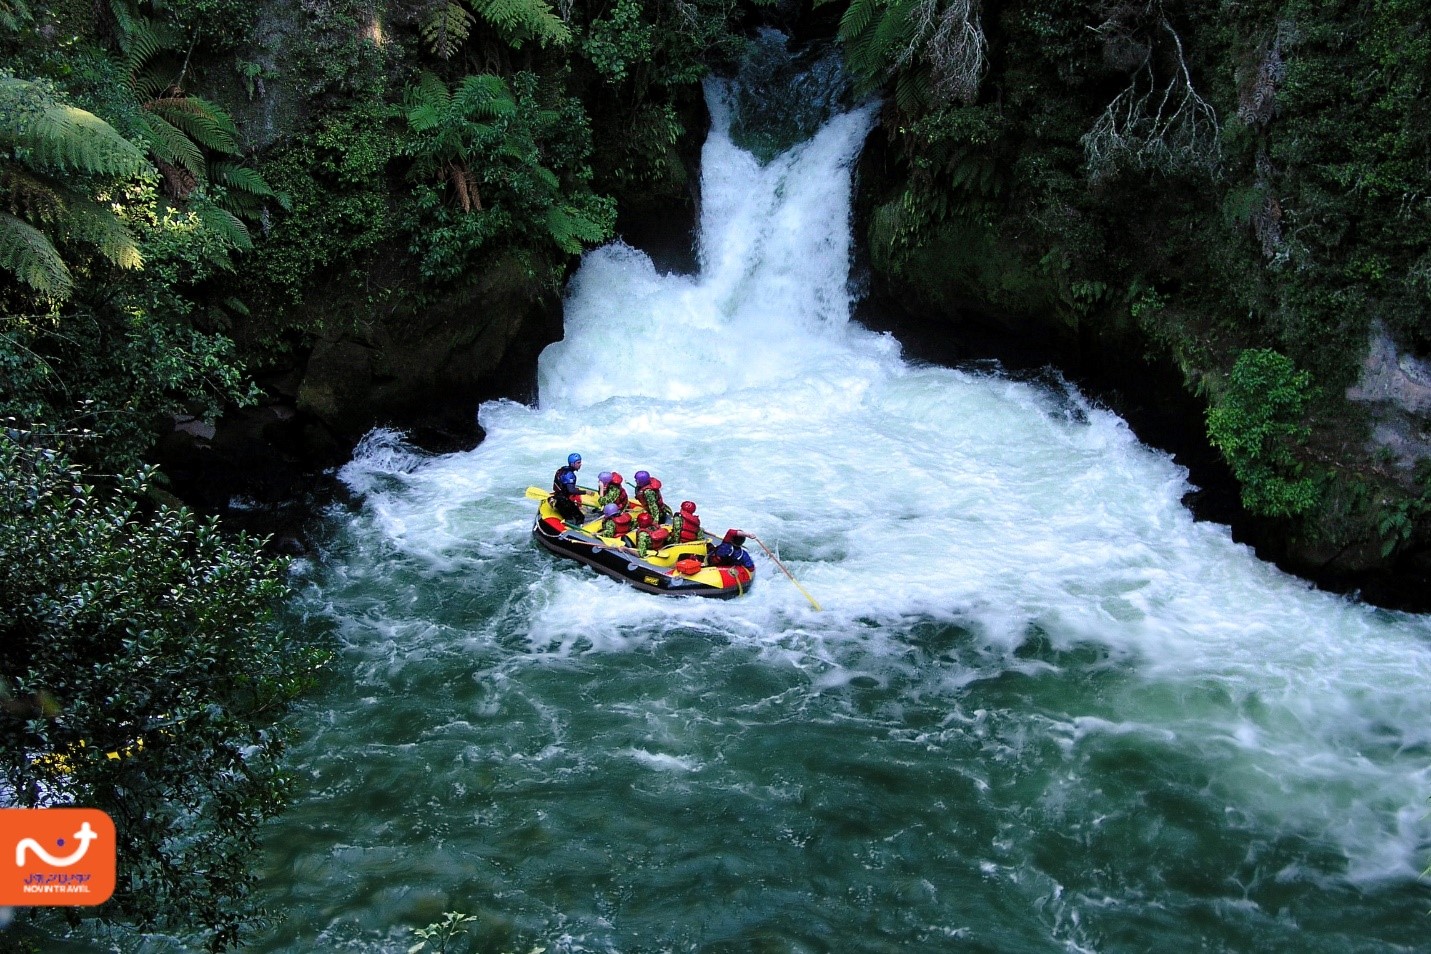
<box><xmin>637</xmin><ymin>485</ymin><xmax>668</xmax><ymax>521</ymax></box>
<box><xmin>674</xmin><ymin>512</ymin><xmax>701</xmax><ymax>542</ymax></box>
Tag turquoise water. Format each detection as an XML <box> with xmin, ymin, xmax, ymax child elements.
<box><xmin>238</xmin><ymin>58</ymin><xmax>1431</xmax><ymax>954</ymax></box>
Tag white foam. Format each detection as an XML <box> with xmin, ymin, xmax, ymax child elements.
<box><xmin>325</xmin><ymin>80</ymin><xmax>1431</xmax><ymax>888</ymax></box>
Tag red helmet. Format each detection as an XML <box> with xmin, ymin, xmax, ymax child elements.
<box><xmin>637</xmin><ymin>513</ymin><xmax>653</xmax><ymax>528</ymax></box>
<box><xmin>680</xmin><ymin>501</ymin><xmax>696</xmax><ymax>514</ymax></box>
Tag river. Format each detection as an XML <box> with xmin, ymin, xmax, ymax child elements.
<box><xmin>243</xmin><ymin>43</ymin><xmax>1431</xmax><ymax>954</ymax></box>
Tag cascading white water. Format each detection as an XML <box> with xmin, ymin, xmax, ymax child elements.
<box><xmin>254</xmin><ymin>57</ymin><xmax>1431</xmax><ymax>954</ymax></box>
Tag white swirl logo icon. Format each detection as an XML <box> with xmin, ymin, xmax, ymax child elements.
<box><xmin>15</xmin><ymin>821</ymin><xmax>99</xmax><ymax>868</ymax></box>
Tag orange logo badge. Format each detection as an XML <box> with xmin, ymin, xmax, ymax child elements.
<box><xmin>0</xmin><ymin>808</ymin><xmax>116</xmax><ymax>906</ymax></box>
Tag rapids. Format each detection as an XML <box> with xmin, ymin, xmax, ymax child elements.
<box><xmin>236</xmin><ymin>41</ymin><xmax>1431</xmax><ymax>954</ymax></box>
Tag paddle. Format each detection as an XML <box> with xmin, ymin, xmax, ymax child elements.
<box><xmin>526</xmin><ymin>485</ymin><xmax>599</xmax><ymax>499</ymax></box>
<box><xmin>745</xmin><ymin>533</ymin><xmax>822</xmax><ymax>611</ymax></box>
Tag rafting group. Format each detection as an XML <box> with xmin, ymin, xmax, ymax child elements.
<box><xmin>531</xmin><ymin>452</ymin><xmax>757</xmax><ymax>599</ymax></box>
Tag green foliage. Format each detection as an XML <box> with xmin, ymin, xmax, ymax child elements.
<box><xmin>242</xmin><ymin>99</ymin><xmax>404</xmax><ymax>330</ymax></box>
<box><xmin>474</xmin><ymin>0</ymin><xmax>571</xmax><ymax>49</ymax></box>
<box><xmin>108</xmin><ymin>0</ymin><xmax>287</xmax><ymax>250</ymax></box>
<box><xmin>0</xmin><ymin>429</ymin><xmax>326</xmax><ymax>951</ymax></box>
<box><xmin>402</xmin><ymin>71</ymin><xmax>613</xmax><ymax>284</ymax></box>
<box><xmin>573</xmin><ymin>0</ymin><xmax>744</xmax><ymax>193</ymax></box>
<box><xmin>1375</xmin><ymin>462</ymin><xmax>1431</xmax><ymax>558</ymax></box>
<box><xmin>1206</xmin><ymin>348</ymin><xmax>1320</xmax><ymax>519</ymax></box>
<box><xmin>420</xmin><ymin>0</ymin><xmax>570</xmax><ymax>60</ymax></box>
<box><xmin>582</xmin><ymin>0</ymin><xmax>654</xmax><ymax>83</ymax></box>
<box><xmin>3</xmin><ymin>171</ymin><xmax>262</xmax><ymax>472</ymax></box>
<box><xmin>838</xmin><ymin>0</ymin><xmax>987</xmax><ymax>103</ymax></box>
<box><xmin>0</xmin><ymin>0</ymin><xmax>32</xmax><ymax>32</ymax></box>
<box><xmin>0</xmin><ymin>74</ymin><xmax>149</xmax><ymax>299</ymax></box>
<box><xmin>422</xmin><ymin>2</ymin><xmax>476</xmax><ymax>61</ymax></box>
<box><xmin>0</xmin><ymin>75</ymin><xmax>149</xmax><ymax>176</ymax></box>
<box><xmin>409</xmin><ymin>912</ymin><xmax>480</xmax><ymax>954</ymax></box>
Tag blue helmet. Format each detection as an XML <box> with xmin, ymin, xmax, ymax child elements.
<box><xmin>568</xmin><ymin>453</ymin><xmax>582</xmax><ymax>467</ymax></box>
<box><xmin>598</xmin><ymin>470</ymin><xmax>612</xmax><ymax>484</ymax></box>
<box><xmin>634</xmin><ymin>470</ymin><xmax>650</xmax><ymax>486</ymax></box>
<box><xmin>602</xmin><ymin>503</ymin><xmax>619</xmax><ymax>517</ymax></box>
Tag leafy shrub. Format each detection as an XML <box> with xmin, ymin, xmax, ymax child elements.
<box><xmin>1206</xmin><ymin>347</ymin><xmax>1320</xmax><ymax>518</ymax></box>
<box><xmin>0</xmin><ymin>428</ymin><xmax>327</xmax><ymax>950</ymax></box>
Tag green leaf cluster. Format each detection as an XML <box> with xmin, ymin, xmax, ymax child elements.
<box><xmin>402</xmin><ymin>71</ymin><xmax>614</xmax><ymax>285</ymax></box>
<box><xmin>0</xmin><ymin>429</ymin><xmax>325</xmax><ymax>950</ymax></box>
<box><xmin>1206</xmin><ymin>348</ymin><xmax>1320</xmax><ymax>518</ymax></box>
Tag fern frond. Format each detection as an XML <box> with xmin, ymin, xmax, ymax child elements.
<box><xmin>1</xmin><ymin>0</ymin><xmax>33</xmax><ymax>32</ymax></box>
<box><xmin>137</xmin><ymin>111</ymin><xmax>206</xmax><ymax>176</ymax></box>
<box><xmin>0</xmin><ymin>78</ymin><xmax>150</xmax><ymax>178</ymax></box>
<box><xmin>545</xmin><ymin>205</ymin><xmax>606</xmax><ymax>254</ymax></box>
<box><xmin>867</xmin><ymin>0</ymin><xmax>920</xmax><ymax>72</ymax></box>
<box><xmin>120</xmin><ymin>18</ymin><xmax>183</xmax><ymax>80</ymax></box>
<box><xmin>0</xmin><ymin>211</ymin><xmax>73</xmax><ymax>299</ymax></box>
<box><xmin>63</xmin><ymin>198</ymin><xmax>143</xmax><ymax>270</ymax></box>
<box><xmin>209</xmin><ymin>161</ymin><xmax>277</xmax><ymax>198</ymax></box>
<box><xmin>405</xmin><ymin>72</ymin><xmax>453</xmax><ymax>131</ymax></box>
<box><xmin>453</xmin><ymin>73</ymin><xmax>516</xmax><ymax>121</ymax></box>
<box><xmin>146</xmin><ymin>96</ymin><xmax>240</xmax><ymax>155</ymax></box>
<box><xmin>194</xmin><ymin>202</ymin><xmax>251</xmax><ymax>252</ymax></box>
<box><xmin>420</xmin><ymin>1</ymin><xmax>475</xmax><ymax>60</ymax></box>
<box><xmin>0</xmin><ymin>166</ymin><xmax>66</xmax><ymax>222</ymax></box>
<box><xmin>472</xmin><ymin>0</ymin><xmax>571</xmax><ymax>48</ymax></box>
<box><xmin>894</xmin><ymin>64</ymin><xmax>930</xmax><ymax>114</ymax></box>
<box><xmin>839</xmin><ymin>0</ymin><xmax>880</xmax><ymax>43</ymax></box>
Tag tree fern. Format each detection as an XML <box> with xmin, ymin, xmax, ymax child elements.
<box><xmin>452</xmin><ymin>73</ymin><xmax>517</xmax><ymax>122</ymax></box>
<box><xmin>0</xmin><ymin>211</ymin><xmax>72</xmax><ymax>299</ymax></box>
<box><xmin>544</xmin><ymin>205</ymin><xmax>607</xmax><ymax>254</ymax></box>
<box><xmin>838</xmin><ymin>0</ymin><xmax>880</xmax><ymax>46</ymax></box>
<box><xmin>894</xmin><ymin>63</ymin><xmax>931</xmax><ymax>114</ymax></box>
<box><xmin>107</xmin><ymin>0</ymin><xmax>286</xmax><ymax>232</ymax></box>
<box><xmin>405</xmin><ymin>72</ymin><xmax>454</xmax><ymax>133</ymax></box>
<box><xmin>838</xmin><ymin>0</ymin><xmax>987</xmax><ymax>104</ymax></box>
<box><xmin>420</xmin><ymin>1</ymin><xmax>474</xmax><ymax>60</ymax></box>
<box><xmin>473</xmin><ymin>0</ymin><xmax>571</xmax><ymax>48</ymax></box>
<box><xmin>0</xmin><ymin>79</ymin><xmax>149</xmax><ymax>300</ymax></box>
<box><xmin>144</xmin><ymin>96</ymin><xmax>237</xmax><ymax>154</ymax></box>
<box><xmin>114</xmin><ymin>15</ymin><xmax>182</xmax><ymax>86</ymax></box>
<box><xmin>210</xmin><ymin>162</ymin><xmax>283</xmax><ymax>202</ymax></box>
<box><xmin>136</xmin><ymin>110</ymin><xmax>206</xmax><ymax>176</ymax></box>
<box><xmin>0</xmin><ymin>165</ymin><xmax>65</xmax><ymax>221</ymax></box>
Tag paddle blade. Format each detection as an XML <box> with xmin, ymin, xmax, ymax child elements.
<box><xmin>525</xmin><ymin>486</ymin><xmax>551</xmax><ymax>499</ymax></box>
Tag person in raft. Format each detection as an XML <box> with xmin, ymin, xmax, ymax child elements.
<box><xmin>598</xmin><ymin>471</ymin><xmax>629</xmax><ymax>511</ymax></box>
<box><xmin>609</xmin><ymin>510</ymin><xmax>634</xmax><ymax>541</ymax></box>
<box><xmin>633</xmin><ymin>470</ymin><xmax>671</xmax><ymax>523</ymax></box>
<box><xmin>631</xmin><ymin>512</ymin><xmax>670</xmax><ymax>557</ymax></box>
<box><xmin>599</xmin><ymin>503</ymin><xmax>623</xmax><ymax>536</ymax></box>
<box><xmin>709</xmin><ymin>529</ymin><xmax>754</xmax><ymax>571</ymax></box>
<box><xmin>671</xmin><ymin>500</ymin><xmax>701</xmax><ymax>542</ymax></box>
<box><xmin>551</xmin><ymin>452</ymin><xmax>585</xmax><ymax>523</ymax></box>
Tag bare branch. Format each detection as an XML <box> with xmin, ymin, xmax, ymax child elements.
<box><xmin>926</xmin><ymin>0</ymin><xmax>987</xmax><ymax>103</ymax></box>
<box><xmin>1081</xmin><ymin>14</ymin><xmax>1221</xmax><ymax>180</ymax></box>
